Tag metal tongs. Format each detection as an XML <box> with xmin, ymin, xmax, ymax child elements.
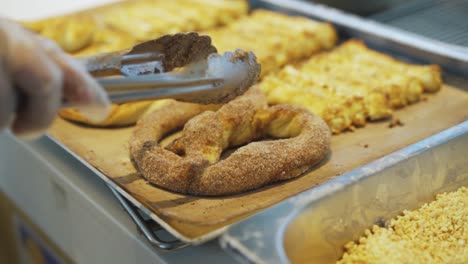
<box><xmin>81</xmin><ymin>32</ymin><xmax>260</xmax><ymax>105</ymax></box>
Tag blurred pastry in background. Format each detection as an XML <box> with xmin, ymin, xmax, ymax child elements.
<box><xmin>260</xmin><ymin>40</ymin><xmax>442</xmax><ymax>134</ymax></box>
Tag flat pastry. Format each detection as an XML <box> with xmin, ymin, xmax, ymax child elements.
<box><xmin>260</xmin><ymin>40</ymin><xmax>442</xmax><ymax>134</ymax></box>
<box><xmin>22</xmin><ymin>0</ymin><xmax>249</xmax><ymax>55</ymax></box>
<box><xmin>206</xmin><ymin>9</ymin><xmax>337</xmax><ymax>77</ymax></box>
<box><xmin>58</xmin><ymin>100</ymin><xmax>173</xmax><ymax>127</ymax></box>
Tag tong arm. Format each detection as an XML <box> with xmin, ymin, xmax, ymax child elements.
<box><xmin>97</xmin><ymin>75</ymin><xmax>224</xmax><ymax>104</ymax></box>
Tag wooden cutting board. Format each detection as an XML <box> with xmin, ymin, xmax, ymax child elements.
<box><xmin>48</xmin><ymin>85</ymin><xmax>468</xmax><ymax>240</ymax></box>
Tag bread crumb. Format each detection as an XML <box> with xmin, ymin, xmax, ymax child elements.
<box><xmin>337</xmin><ymin>186</ymin><xmax>468</xmax><ymax>264</ymax></box>
<box><xmin>389</xmin><ymin>118</ymin><xmax>404</xmax><ymax>128</ymax></box>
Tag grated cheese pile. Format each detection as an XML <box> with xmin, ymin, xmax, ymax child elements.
<box><xmin>337</xmin><ymin>186</ymin><xmax>467</xmax><ymax>264</ymax></box>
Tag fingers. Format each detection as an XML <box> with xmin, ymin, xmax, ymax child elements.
<box><xmin>0</xmin><ymin>19</ymin><xmax>63</xmax><ymax>138</ymax></box>
<box><xmin>0</xmin><ymin>18</ymin><xmax>110</xmax><ymax>139</ymax></box>
<box><xmin>53</xmin><ymin>52</ymin><xmax>111</xmax><ymax>123</ymax></box>
<box><xmin>40</xmin><ymin>38</ymin><xmax>110</xmax><ymax>122</ymax></box>
<box><xmin>9</xmin><ymin>42</ymin><xmax>63</xmax><ymax>138</ymax></box>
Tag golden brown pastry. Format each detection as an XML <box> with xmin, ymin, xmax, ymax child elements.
<box><xmin>260</xmin><ymin>40</ymin><xmax>442</xmax><ymax>134</ymax></box>
<box><xmin>59</xmin><ymin>101</ymin><xmax>154</xmax><ymax>127</ymax></box>
<box><xmin>58</xmin><ymin>99</ymin><xmax>177</xmax><ymax>127</ymax></box>
<box><xmin>130</xmin><ymin>87</ymin><xmax>330</xmax><ymax>196</ymax></box>
<box><xmin>206</xmin><ymin>9</ymin><xmax>337</xmax><ymax>77</ymax></box>
<box><xmin>22</xmin><ymin>0</ymin><xmax>249</xmax><ymax>55</ymax></box>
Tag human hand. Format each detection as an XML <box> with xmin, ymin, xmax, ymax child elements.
<box><xmin>0</xmin><ymin>18</ymin><xmax>109</xmax><ymax>139</ymax></box>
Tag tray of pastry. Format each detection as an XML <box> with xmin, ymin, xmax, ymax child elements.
<box><xmin>23</xmin><ymin>0</ymin><xmax>468</xmax><ymax>245</ymax></box>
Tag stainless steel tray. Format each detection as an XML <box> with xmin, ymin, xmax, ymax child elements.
<box><xmin>263</xmin><ymin>0</ymin><xmax>468</xmax><ymax>78</ymax></box>
<box><xmin>219</xmin><ymin>0</ymin><xmax>468</xmax><ymax>261</ymax></box>
<box><xmin>220</xmin><ymin>120</ymin><xmax>468</xmax><ymax>264</ymax></box>
<box><xmin>371</xmin><ymin>0</ymin><xmax>468</xmax><ymax>50</ymax></box>
<box><xmin>46</xmin><ymin>0</ymin><xmax>468</xmax><ymax>250</ymax></box>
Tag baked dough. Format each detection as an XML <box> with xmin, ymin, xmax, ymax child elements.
<box><xmin>260</xmin><ymin>40</ymin><xmax>442</xmax><ymax>134</ymax></box>
<box><xmin>206</xmin><ymin>9</ymin><xmax>337</xmax><ymax>77</ymax></box>
<box><xmin>59</xmin><ymin>100</ymin><xmax>171</xmax><ymax>127</ymax></box>
<box><xmin>130</xmin><ymin>87</ymin><xmax>330</xmax><ymax>195</ymax></box>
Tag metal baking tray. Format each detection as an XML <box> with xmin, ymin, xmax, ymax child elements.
<box><xmin>371</xmin><ymin>0</ymin><xmax>468</xmax><ymax>50</ymax></box>
<box><xmin>219</xmin><ymin>1</ymin><xmax>468</xmax><ymax>261</ymax></box>
<box><xmin>45</xmin><ymin>0</ymin><xmax>468</xmax><ymax>250</ymax></box>
<box><xmin>220</xmin><ymin>120</ymin><xmax>468</xmax><ymax>264</ymax></box>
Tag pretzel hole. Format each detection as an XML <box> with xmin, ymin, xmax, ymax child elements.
<box><xmin>163</xmin><ymin>108</ymin><xmax>305</xmax><ymax>163</ymax></box>
<box><xmin>223</xmin><ymin>110</ymin><xmax>304</xmax><ymax>161</ymax></box>
<box><xmin>160</xmin><ymin>130</ymin><xmax>185</xmax><ymax>155</ymax></box>
<box><xmin>255</xmin><ymin>109</ymin><xmax>303</xmax><ymax>139</ymax></box>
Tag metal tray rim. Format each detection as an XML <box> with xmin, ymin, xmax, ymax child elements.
<box><xmin>275</xmin><ymin>120</ymin><xmax>468</xmax><ymax>264</ymax></box>
<box><xmin>44</xmin><ymin>134</ymin><xmax>207</xmax><ymax>243</ymax></box>
<box><xmin>220</xmin><ymin>120</ymin><xmax>468</xmax><ymax>264</ymax></box>
<box><xmin>265</xmin><ymin>0</ymin><xmax>468</xmax><ymax>63</ymax></box>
